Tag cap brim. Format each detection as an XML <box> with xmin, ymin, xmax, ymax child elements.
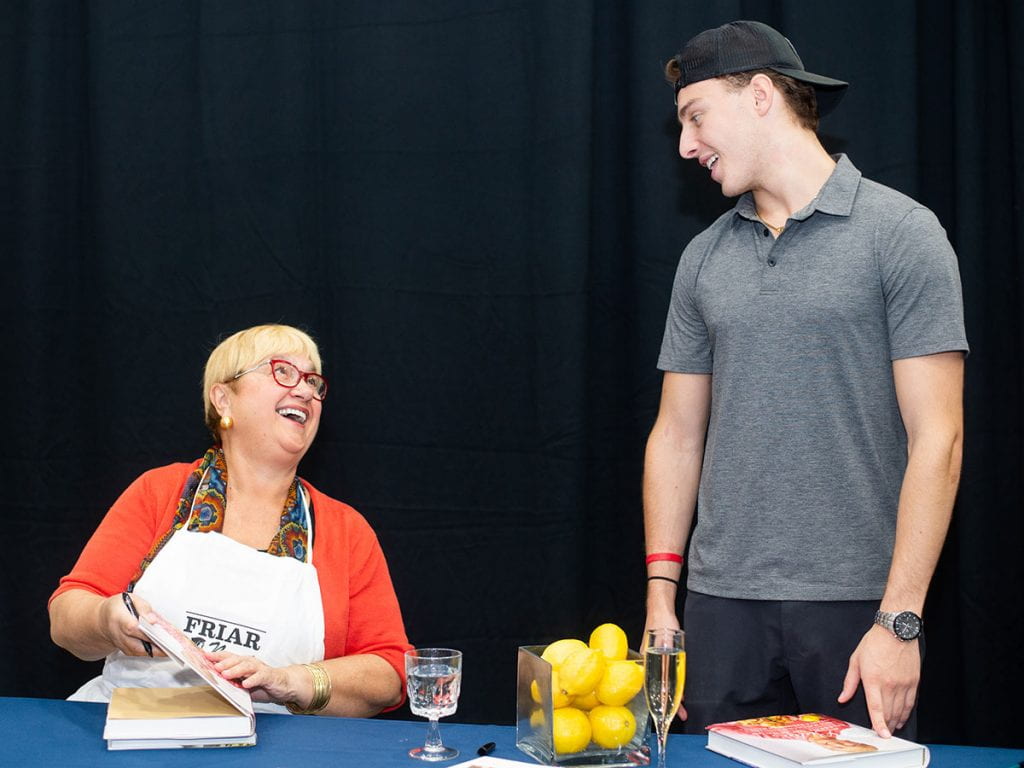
<box><xmin>770</xmin><ymin>66</ymin><xmax>848</xmax><ymax>89</ymax></box>
<box><xmin>770</xmin><ymin>67</ymin><xmax>848</xmax><ymax>116</ymax></box>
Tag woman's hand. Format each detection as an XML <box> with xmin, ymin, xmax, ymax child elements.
<box><xmin>97</xmin><ymin>592</ymin><xmax>165</xmax><ymax>657</ymax></box>
<box><xmin>208</xmin><ymin>652</ymin><xmax>309</xmax><ymax>706</ymax></box>
<box><xmin>50</xmin><ymin>589</ymin><xmax>160</xmax><ymax>661</ymax></box>
<box><xmin>208</xmin><ymin>652</ymin><xmax>403</xmax><ymax>717</ymax></box>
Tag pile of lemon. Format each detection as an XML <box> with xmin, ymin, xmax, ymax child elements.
<box><xmin>531</xmin><ymin>623</ymin><xmax>645</xmax><ymax>754</ymax></box>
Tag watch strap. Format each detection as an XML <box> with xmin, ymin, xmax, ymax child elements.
<box><xmin>874</xmin><ymin>609</ymin><xmax>922</xmax><ymax>641</ymax></box>
<box><xmin>874</xmin><ymin>610</ymin><xmax>893</xmax><ymax>631</ymax></box>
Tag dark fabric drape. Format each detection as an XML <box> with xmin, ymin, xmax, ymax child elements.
<box><xmin>2</xmin><ymin>0</ymin><xmax>1021</xmax><ymax>746</ymax></box>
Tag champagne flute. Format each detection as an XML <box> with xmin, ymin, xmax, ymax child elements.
<box><xmin>406</xmin><ymin>648</ymin><xmax>463</xmax><ymax>761</ymax></box>
<box><xmin>643</xmin><ymin>629</ymin><xmax>685</xmax><ymax>768</ymax></box>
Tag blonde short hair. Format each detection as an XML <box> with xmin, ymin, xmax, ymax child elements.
<box><xmin>203</xmin><ymin>324</ymin><xmax>323</xmax><ymax>440</ymax></box>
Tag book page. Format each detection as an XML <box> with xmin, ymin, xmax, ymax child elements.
<box><xmin>108</xmin><ymin>686</ymin><xmax>242</xmax><ymax>720</ymax></box>
<box><xmin>138</xmin><ymin>613</ymin><xmax>253</xmax><ymax>717</ymax></box>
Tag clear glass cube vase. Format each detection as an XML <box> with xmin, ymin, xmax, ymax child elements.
<box><xmin>516</xmin><ymin>646</ymin><xmax>650</xmax><ymax>767</ymax></box>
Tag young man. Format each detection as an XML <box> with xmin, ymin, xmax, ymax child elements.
<box><xmin>644</xmin><ymin>20</ymin><xmax>967</xmax><ymax>739</ymax></box>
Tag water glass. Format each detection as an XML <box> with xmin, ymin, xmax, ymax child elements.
<box><xmin>406</xmin><ymin>648</ymin><xmax>463</xmax><ymax>761</ymax></box>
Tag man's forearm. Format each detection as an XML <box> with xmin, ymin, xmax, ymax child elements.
<box><xmin>643</xmin><ymin>372</ymin><xmax>712</xmax><ymax>621</ymax></box>
<box><xmin>880</xmin><ymin>428</ymin><xmax>962</xmax><ymax>613</ymax></box>
<box><xmin>643</xmin><ymin>424</ymin><xmax>703</xmax><ymax>614</ymax></box>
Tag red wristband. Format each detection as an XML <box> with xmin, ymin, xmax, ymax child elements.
<box><xmin>645</xmin><ymin>552</ymin><xmax>683</xmax><ymax>565</ymax></box>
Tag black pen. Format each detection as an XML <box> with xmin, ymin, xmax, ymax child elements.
<box><xmin>477</xmin><ymin>742</ymin><xmax>495</xmax><ymax>757</ymax></box>
<box><xmin>121</xmin><ymin>591</ymin><xmax>154</xmax><ymax>657</ymax></box>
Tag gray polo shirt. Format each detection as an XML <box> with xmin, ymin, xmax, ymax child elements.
<box><xmin>658</xmin><ymin>154</ymin><xmax>968</xmax><ymax>601</ymax></box>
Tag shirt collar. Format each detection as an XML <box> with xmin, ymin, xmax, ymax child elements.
<box><xmin>735</xmin><ymin>153</ymin><xmax>862</xmax><ymax>224</ymax></box>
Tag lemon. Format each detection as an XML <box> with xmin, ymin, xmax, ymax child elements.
<box><xmin>529</xmin><ymin>707</ymin><xmax>546</xmax><ymax>729</ymax></box>
<box><xmin>572</xmin><ymin>689</ymin><xmax>601</xmax><ymax>711</ymax></box>
<box><xmin>589</xmin><ymin>705</ymin><xmax>637</xmax><ymax>749</ymax></box>
<box><xmin>541</xmin><ymin>638</ymin><xmax>588</xmax><ymax>669</ymax></box>
<box><xmin>531</xmin><ymin>671</ymin><xmax>571</xmax><ymax>708</ymax></box>
<box><xmin>552</xmin><ymin>707</ymin><xmax>592</xmax><ymax>754</ymax></box>
<box><xmin>550</xmin><ymin>670</ymin><xmax>572</xmax><ymax>708</ymax></box>
<box><xmin>559</xmin><ymin>647</ymin><xmax>606</xmax><ymax>696</ymax></box>
<box><xmin>589</xmin><ymin>623</ymin><xmax>629</xmax><ymax>661</ymax></box>
<box><xmin>596</xmin><ymin>659</ymin><xmax>644</xmax><ymax>706</ymax></box>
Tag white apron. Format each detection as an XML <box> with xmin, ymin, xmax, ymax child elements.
<box><xmin>70</xmin><ymin>470</ymin><xmax>325</xmax><ymax>714</ymax></box>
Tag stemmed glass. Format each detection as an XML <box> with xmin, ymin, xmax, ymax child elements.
<box><xmin>406</xmin><ymin>648</ymin><xmax>463</xmax><ymax>761</ymax></box>
<box><xmin>643</xmin><ymin>629</ymin><xmax>686</xmax><ymax>768</ymax></box>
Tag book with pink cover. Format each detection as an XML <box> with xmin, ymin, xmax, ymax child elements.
<box><xmin>102</xmin><ymin>613</ymin><xmax>255</xmax><ymax>750</ymax></box>
<box><xmin>706</xmin><ymin>714</ymin><xmax>929</xmax><ymax>768</ymax></box>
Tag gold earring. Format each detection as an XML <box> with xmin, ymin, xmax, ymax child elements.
<box><xmin>219</xmin><ymin>416</ymin><xmax>234</xmax><ymax>430</ymax></box>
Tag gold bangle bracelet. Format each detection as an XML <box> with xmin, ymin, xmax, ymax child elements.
<box><xmin>286</xmin><ymin>663</ymin><xmax>332</xmax><ymax>715</ymax></box>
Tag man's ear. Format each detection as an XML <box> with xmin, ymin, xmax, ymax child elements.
<box><xmin>750</xmin><ymin>72</ymin><xmax>775</xmax><ymax>116</ymax></box>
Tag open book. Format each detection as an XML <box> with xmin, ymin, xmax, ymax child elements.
<box><xmin>103</xmin><ymin>613</ymin><xmax>256</xmax><ymax>750</ymax></box>
<box><xmin>706</xmin><ymin>714</ymin><xmax>929</xmax><ymax>768</ymax></box>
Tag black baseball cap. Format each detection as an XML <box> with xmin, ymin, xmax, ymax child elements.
<box><xmin>671</xmin><ymin>20</ymin><xmax>848</xmax><ymax>115</ymax></box>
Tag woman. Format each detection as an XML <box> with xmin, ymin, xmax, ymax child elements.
<box><xmin>49</xmin><ymin>324</ymin><xmax>410</xmax><ymax>716</ymax></box>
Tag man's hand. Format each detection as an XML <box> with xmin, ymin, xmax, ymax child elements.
<box><xmin>838</xmin><ymin>625</ymin><xmax>920</xmax><ymax>737</ymax></box>
<box><xmin>642</xmin><ymin>606</ymin><xmax>681</xmax><ymax>637</ymax></box>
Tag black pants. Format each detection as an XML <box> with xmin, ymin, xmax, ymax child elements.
<box><xmin>682</xmin><ymin>591</ymin><xmax>919</xmax><ymax>739</ymax></box>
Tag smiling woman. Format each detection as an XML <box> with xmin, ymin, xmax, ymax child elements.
<box><xmin>47</xmin><ymin>324</ymin><xmax>411</xmax><ymax>718</ymax></box>
<box><xmin>203</xmin><ymin>326</ymin><xmax>324</xmax><ymax>441</ymax></box>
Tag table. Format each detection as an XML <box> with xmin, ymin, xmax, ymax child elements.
<box><xmin>2</xmin><ymin>698</ymin><xmax>1021</xmax><ymax>767</ymax></box>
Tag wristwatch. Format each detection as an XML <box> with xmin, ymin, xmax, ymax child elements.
<box><xmin>873</xmin><ymin>610</ymin><xmax>923</xmax><ymax>641</ymax></box>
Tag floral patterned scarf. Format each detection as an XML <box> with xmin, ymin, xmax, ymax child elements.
<box><xmin>128</xmin><ymin>447</ymin><xmax>310</xmax><ymax>587</ymax></box>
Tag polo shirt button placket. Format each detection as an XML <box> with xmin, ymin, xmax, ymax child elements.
<box><xmin>762</xmin><ymin>241</ymin><xmax>782</xmax><ymax>294</ymax></box>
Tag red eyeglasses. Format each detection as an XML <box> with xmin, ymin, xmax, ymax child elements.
<box><xmin>233</xmin><ymin>359</ymin><xmax>328</xmax><ymax>401</ymax></box>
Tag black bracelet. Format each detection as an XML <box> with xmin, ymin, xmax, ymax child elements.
<box><xmin>647</xmin><ymin>575</ymin><xmax>679</xmax><ymax>585</ymax></box>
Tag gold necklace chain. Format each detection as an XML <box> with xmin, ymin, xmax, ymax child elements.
<box><xmin>756</xmin><ymin>210</ymin><xmax>786</xmax><ymax>236</ymax></box>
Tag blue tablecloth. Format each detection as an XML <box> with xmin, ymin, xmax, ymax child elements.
<box><xmin>2</xmin><ymin>698</ymin><xmax>1021</xmax><ymax>768</ymax></box>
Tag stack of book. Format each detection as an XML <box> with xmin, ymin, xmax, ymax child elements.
<box><xmin>103</xmin><ymin>613</ymin><xmax>256</xmax><ymax>750</ymax></box>
<box><xmin>104</xmin><ymin>685</ymin><xmax>255</xmax><ymax>750</ymax></box>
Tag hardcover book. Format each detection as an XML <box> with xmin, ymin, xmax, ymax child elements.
<box><xmin>103</xmin><ymin>613</ymin><xmax>256</xmax><ymax>750</ymax></box>
<box><xmin>706</xmin><ymin>714</ymin><xmax>929</xmax><ymax>767</ymax></box>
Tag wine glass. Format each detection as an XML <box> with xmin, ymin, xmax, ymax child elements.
<box><xmin>406</xmin><ymin>648</ymin><xmax>463</xmax><ymax>761</ymax></box>
<box><xmin>643</xmin><ymin>629</ymin><xmax>685</xmax><ymax>768</ymax></box>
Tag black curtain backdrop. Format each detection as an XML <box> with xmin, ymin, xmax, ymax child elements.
<box><xmin>2</xmin><ymin>0</ymin><xmax>1021</xmax><ymax>747</ymax></box>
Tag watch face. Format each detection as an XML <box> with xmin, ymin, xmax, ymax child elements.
<box><xmin>893</xmin><ymin>611</ymin><xmax>922</xmax><ymax>640</ymax></box>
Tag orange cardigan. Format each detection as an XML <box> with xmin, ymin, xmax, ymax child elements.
<box><xmin>51</xmin><ymin>461</ymin><xmax>411</xmax><ymax>698</ymax></box>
